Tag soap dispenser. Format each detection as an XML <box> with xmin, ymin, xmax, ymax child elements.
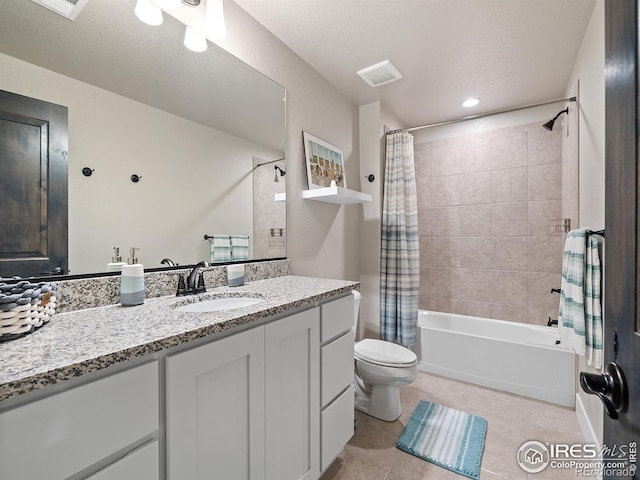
<box><xmin>107</xmin><ymin>246</ymin><xmax>127</xmax><ymax>272</ymax></box>
<box><xmin>120</xmin><ymin>247</ymin><xmax>145</xmax><ymax>306</ymax></box>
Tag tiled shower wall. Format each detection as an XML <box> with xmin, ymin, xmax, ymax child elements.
<box><xmin>416</xmin><ymin>121</ymin><xmax>565</xmax><ymax>325</ymax></box>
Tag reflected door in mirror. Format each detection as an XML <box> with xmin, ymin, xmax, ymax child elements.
<box><xmin>0</xmin><ymin>89</ymin><xmax>68</xmax><ymax>278</ymax></box>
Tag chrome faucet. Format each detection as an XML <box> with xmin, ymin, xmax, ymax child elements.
<box><xmin>186</xmin><ymin>261</ymin><xmax>209</xmax><ymax>294</ymax></box>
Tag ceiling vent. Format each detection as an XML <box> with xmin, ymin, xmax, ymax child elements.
<box><xmin>29</xmin><ymin>0</ymin><xmax>89</xmax><ymax>21</ymax></box>
<box><xmin>357</xmin><ymin>60</ymin><xmax>402</xmax><ymax>88</ymax></box>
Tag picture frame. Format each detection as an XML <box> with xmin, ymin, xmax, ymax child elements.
<box><xmin>303</xmin><ymin>132</ymin><xmax>347</xmax><ymax>189</ymax></box>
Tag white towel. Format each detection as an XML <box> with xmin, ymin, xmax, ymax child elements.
<box><xmin>230</xmin><ymin>235</ymin><xmax>249</xmax><ymax>261</ymax></box>
<box><xmin>209</xmin><ymin>235</ymin><xmax>231</xmax><ymax>262</ymax></box>
<box><xmin>558</xmin><ymin>229</ymin><xmax>603</xmax><ymax>369</ymax></box>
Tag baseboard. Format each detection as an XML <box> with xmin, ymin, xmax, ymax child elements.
<box><xmin>575</xmin><ymin>393</ymin><xmax>601</xmax><ymax>448</ymax></box>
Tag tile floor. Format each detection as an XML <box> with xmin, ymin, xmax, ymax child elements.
<box><xmin>321</xmin><ymin>371</ymin><xmax>585</xmax><ymax>480</ymax></box>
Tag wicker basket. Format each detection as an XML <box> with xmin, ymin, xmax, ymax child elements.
<box><xmin>0</xmin><ymin>281</ymin><xmax>57</xmax><ymax>342</ymax></box>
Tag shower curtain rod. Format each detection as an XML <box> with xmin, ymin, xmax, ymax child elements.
<box><xmin>386</xmin><ymin>96</ymin><xmax>577</xmax><ymax>135</ymax></box>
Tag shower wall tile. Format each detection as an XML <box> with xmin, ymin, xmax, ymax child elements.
<box><xmin>491</xmin><ymin>133</ymin><xmax>528</xmax><ymax>170</ymax></box>
<box><xmin>492</xmin><ymin>167</ymin><xmax>528</xmax><ymax>203</ymax></box>
<box><xmin>458</xmin><ymin>205</ymin><xmax>492</xmax><ymax>237</ymax></box>
<box><xmin>458</xmin><ymin>238</ymin><xmax>493</xmax><ymax>269</ymax></box>
<box><xmin>459</xmin><ymin>139</ymin><xmax>492</xmax><ymax>173</ymax></box>
<box><xmin>530</xmin><ymin>163</ymin><xmax>562</xmax><ymax>201</ymax></box>
<box><xmin>492</xmin><ymin>203</ymin><xmax>529</xmax><ymax>236</ymax></box>
<box><xmin>491</xmin><ymin>304</ymin><xmax>529</xmax><ymax>324</ymax></box>
<box><xmin>431</xmin><ymin>144</ymin><xmax>460</xmax><ymax>177</ymax></box>
<box><xmin>459</xmin><ymin>172</ymin><xmax>492</xmax><ymax>205</ymax></box>
<box><xmin>529</xmin><ymin>127</ymin><xmax>562</xmax><ymax>165</ymax></box>
<box><xmin>416</xmin><ymin>177</ymin><xmax>431</xmax><ymax>208</ymax></box>
<box><xmin>528</xmin><ymin>271</ymin><xmax>562</xmax><ymax>309</ymax></box>
<box><xmin>414</xmin><ymin>144</ymin><xmax>432</xmax><ymax>179</ymax></box>
<box><xmin>431</xmin><ymin>175</ymin><xmax>460</xmax><ymax>206</ymax></box>
<box><xmin>415</xmin><ymin>119</ymin><xmax>567</xmax><ymax>326</ymax></box>
<box><xmin>529</xmin><ymin>236</ymin><xmax>564</xmax><ymax>273</ymax></box>
<box><xmin>431</xmin><ymin>207</ymin><xmax>459</xmax><ymax>236</ymax></box>
<box><xmin>492</xmin><ymin>237</ymin><xmax>529</xmax><ymax>271</ymax></box>
<box><xmin>529</xmin><ymin>200</ymin><xmax>562</xmax><ymax>236</ymax></box>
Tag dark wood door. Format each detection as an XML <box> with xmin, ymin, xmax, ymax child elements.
<box><xmin>0</xmin><ymin>90</ymin><xmax>68</xmax><ymax>278</ymax></box>
<box><xmin>602</xmin><ymin>0</ymin><xmax>640</xmax><ymax>475</ymax></box>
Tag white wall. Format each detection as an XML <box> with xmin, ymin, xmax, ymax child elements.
<box><xmin>215</xmin><ymin>1</ymin><xmax>360</xmax><ymax>281</ymax></box>
<box><xmin>0</xmin><ymin>52</ymin><xmax>281</xmax><ymax>274</ymax></box>
<box><xmin>565</xmin><ymin>0</ymin><xmax>605</xmax><ymax>447</ymax></box>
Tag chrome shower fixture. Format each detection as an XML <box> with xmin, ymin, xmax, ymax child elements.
<box><xmin>543</xmin><ymin>108</ymin><xmax>569</xmax><ymax>131</ymax></box>
<box><xmin>274</xmin><ymin>165</ymin><xmax>286</xmax><ymax>182</ymax></box>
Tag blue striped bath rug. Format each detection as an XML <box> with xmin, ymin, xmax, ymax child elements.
<box><xmin>396</xmin><ymin>400</ymin><xmax>487</xmax><ymax>480</ymax></box>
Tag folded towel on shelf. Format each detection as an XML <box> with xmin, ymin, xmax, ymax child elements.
<box><xmin>558</xmin><ymin>228</ymin><xmax>603</xmax><ymax>369</ymax></box>
<box><xmin>210</xmin><ymin>235</ymin><xmax>231</xmax><ymax>263</ymax></box>
<box><xmin>230</xmin><ymin>235</ymin><xmax>249</xmax><ymax>261</ymax></box>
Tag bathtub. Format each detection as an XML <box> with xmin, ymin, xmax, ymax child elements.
<box><xmin>415</xmin><ymin>310</ymin><xmax>576</xmax><ymax>407</ymax></box>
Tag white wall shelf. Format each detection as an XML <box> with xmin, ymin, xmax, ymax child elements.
<box><xmin>303</xmin><ymin>184</ymin><xmax>372</xmax><ymax>205</ymax></box>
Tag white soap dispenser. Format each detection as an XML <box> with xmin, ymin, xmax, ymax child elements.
<box><xmin>107</xmin><ymin>246</ymin><xmax>127</xmax><ymax>272</ymax></box>
<box><xmin>120</xmin><ymin>247</ymin><xmax>145</xmax><ymax>306</ymax></box>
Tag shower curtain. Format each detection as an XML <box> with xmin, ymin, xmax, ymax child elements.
<box><xmin>380</xmin><ymin>131</ymin><xmax>420</xmax><ymax>347</ymax></box>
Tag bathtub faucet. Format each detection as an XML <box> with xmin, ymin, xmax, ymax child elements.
<box><xmin>548</xmin><ymin>317</ymin><xmax>558</xmax><ymax>327</ymax></box>
<box><xmin>550</xmin><ymin>288</ymin><xmax>561</xmax><ymax>294</ymax></box>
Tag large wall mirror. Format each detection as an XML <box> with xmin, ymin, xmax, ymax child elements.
<box><xmin>0</xmin><ymin>0</ymin><xmax>286</xmax><ymax>278</ymax></box>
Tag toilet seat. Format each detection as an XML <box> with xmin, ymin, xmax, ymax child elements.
<box><xmin>354</xmin><ymin>338</ymin><xmax>417</xmax><ymax>367</ymax></box>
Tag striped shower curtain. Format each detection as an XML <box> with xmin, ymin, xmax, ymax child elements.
<box><xmin>380</xmin><ymin>131</ymin><xmax>420</xmax><ymax>347</ymax></box>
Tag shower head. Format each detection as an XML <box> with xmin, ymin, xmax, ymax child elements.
<box><xmin>543</xmin><ymin>108</ymin><xmax>569</xmax><ymax>131</ymax></box>
<box><xmin>274</xmin><ymin>165</ymin><xmax>286</xmax><ymax>182</ymax></box>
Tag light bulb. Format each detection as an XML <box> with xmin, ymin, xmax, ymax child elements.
<box><xmin>462</xmin><ymin>98</ymin><xmax>480</xmax><ymax>108</ymax></box>
<box><xmin>134</xmin><ymin>0</ymin><xmax>163</xmax><ymax>26</ymax></box>
<box><xmin>205</xmin><ymin>0</ymin><xmax>227</xmax><ymax>40</ymax></box>
<box><xmin>184</xmin><ymin>26</ymin><xmax>208</xmax><ymax>52</ymax></box>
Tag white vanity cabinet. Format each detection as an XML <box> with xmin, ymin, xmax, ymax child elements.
<box><xmin>319</xmin><ymin>295</ymin><xmax>355</xmax><ymax>472</ymax></box>
<box><xmin>166</xmin><ymin>307</ymin><xmax>321</xmax><ymax>480</ymax></box>
<box><xmin>0</xmin><ymin>361</ymin><xmax>159</xmax><ymax>480</ymax></box>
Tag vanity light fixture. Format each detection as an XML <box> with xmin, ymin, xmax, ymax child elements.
<box><xmin>134</xmin><ymin>0</ymin><xmax>163</xmax><ymax>26</ymax></box>
<box><xmin>462</xmin><ymin>98</ymin><xmax>480</xmax><ymax>108</ymax></box>
<box><xmin>205</xmin><ymin>0</ymin><xmax>227</xmax><ymax>40</ymax></box>
<box><xmin>156</xmin><ymin>0</ymin><xmax>182</xmax><ymax>10</ymax></box>
<box><xmin>184</xmin><ymin>26</ymin><xmax>208</xmax><ymax>52</ymax></box>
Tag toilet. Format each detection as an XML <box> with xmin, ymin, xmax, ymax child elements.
<box><xmin>352</xmin><ymin>291</ymin><xmax>418</xmax><ymax>421</ymax></box>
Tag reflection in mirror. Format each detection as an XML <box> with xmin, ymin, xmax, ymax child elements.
<box><xmin>0</xmin><ymin>0</ymin><xmax>286</xmax><ymax>278</ymax></box>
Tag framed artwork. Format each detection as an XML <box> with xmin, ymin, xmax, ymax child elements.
<box><xmin>303</xmin><ymin>132</ymin><xmax>346</xmax><ymax>189</ymax></box>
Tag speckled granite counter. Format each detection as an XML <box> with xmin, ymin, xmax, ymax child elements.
<box><xmin>0</xmin><ymin>275</ymin><xmax>358</xmax><ymax>402</ymax></box>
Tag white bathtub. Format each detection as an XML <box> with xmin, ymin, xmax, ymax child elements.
<box><xmin>415</xmin><ymin>310</ymin><xmax>576</xmax><ymax>407</ymax></box>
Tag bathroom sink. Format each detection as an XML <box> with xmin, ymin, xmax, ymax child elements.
<box><xmin>175</xmin><ymin>295</ymin><xmax>264</xmax><ymax>313</ymax></box>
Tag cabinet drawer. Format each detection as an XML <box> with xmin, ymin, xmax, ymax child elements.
<box><xmin>321</xmin><ymin>385</ymin><xmax>354</xmax><ymax>472</ymax></box>
<box><xmin>321</xmin><ymin>294</ymin><xmax>354</xmax><ymax>343</ymax></box>
<box><xmin>87</xmin><ymin>440</ymin><xmax>159</xmax><ymax>480</ymax></box>
<box><xmin>0</xmin><ymin>361</ymin><xmax>159</xmax><ymax>480</ymax></box>
<box><xmin>321</xmin><ymin>331</ymin><xmax>353</xmax><ymax>407</ymax></box>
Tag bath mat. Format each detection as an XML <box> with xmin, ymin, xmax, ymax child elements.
<box><xmin>396</xmin><ymin>400</ymin><xmax>487</xmax><ymax>480</ymax></box>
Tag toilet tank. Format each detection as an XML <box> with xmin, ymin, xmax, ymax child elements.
<box><xmin>352</xmin><ymin>290</ymin><xmax>361</xmax><ymax>333</ymax></box>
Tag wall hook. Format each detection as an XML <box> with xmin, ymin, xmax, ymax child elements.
<box><xmin>131</xmin><ymin>174</ymin><xmax>142</xmax><ymax>183</ymax></box>
<box><xmin>82</xmin><ymin>167</ymin><xmax>94</xmax><ymax>177</ymax></box>
<box><xmin>365</xmin><ymin>174</ymin><xmax>375</xmax><ymax>183</ymax></box>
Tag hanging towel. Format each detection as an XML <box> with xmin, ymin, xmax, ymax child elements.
<box><xmin>210</xmin><ymin>235</ymin><xmax>231</xmax><ymax>262</ymax></box>
<box><xmin>230</xmin><ymin>235</ymin><xmax>249</xmax><ymax>261</ymax></box>
<box><xmin>558</xmin><ymin>229</ymin><xmax>603</xmax><ymax>369</ymax></box>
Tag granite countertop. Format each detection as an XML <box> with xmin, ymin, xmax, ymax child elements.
<box><xmin>0</xmin><ymin>275</ymin><xmax>358</xmax><ymax>402</ymax></box>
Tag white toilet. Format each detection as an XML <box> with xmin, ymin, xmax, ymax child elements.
<box><xmin>352</xmin><ymin>291</ymin><xmax>418</xmax><ymax>421</ymax></box>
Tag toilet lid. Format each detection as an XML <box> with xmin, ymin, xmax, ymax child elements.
<box><xmin>354</xmin><ymin>338</ymin><xmax>417</xmax><ymax>366</ymax></box>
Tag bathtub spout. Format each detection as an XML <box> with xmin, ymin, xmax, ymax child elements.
<box><xmin>550</xmin><ymin>288</ymin><xmax>561</xmax><ymax>294</ymax></box>
<box><xmin>547</xmin><ymin>317</ymin><xmax>558</xmax><ymax>327</ymax></box>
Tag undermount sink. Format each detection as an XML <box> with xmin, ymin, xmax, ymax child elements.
<box><xmin>175</xmin><ymin>295</ymin><xmax>264</xmax><ymax>313</ymax></box>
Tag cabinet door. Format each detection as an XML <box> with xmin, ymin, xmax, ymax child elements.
<box><xmin>265</xmin><ymin>308</ymin><xmax>320</xmax><ymax>480</ymax></box>
<box><xmin>166</xmin><ymin>327</ymin><xmax>265</xmax><ymax>480</ymax></box>
<box><xmin>87</xmin><ymin>440</ymin><xmax>159</xmax><ymax>480</ymax></box>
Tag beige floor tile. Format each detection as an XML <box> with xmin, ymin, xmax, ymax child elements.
<box><xmin>323</xmin><ymin>371</ymin><xmax>584</xmax><ymax>480</ymax></box>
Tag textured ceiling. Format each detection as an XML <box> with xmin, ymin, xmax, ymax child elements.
<box><xmin>233</xmin><ymin>0</ymin><xmax>597</xmax><ymax>127</ymax></box>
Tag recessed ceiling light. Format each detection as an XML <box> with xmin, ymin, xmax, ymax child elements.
<box><xmin>462</xmin><ymin>98</ymin><xmax>480</xmax><ymax>108</ymax></box>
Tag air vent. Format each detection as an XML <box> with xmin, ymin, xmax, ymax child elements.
<box><xmin>29</xmin><ymin>0</ymin><xmax>89</xmax><ymax>21</ymax></box>
<box><xmin>357</xmin><ymin>60</ymin><xmax>402</xmax><ymax>88</ymax></box>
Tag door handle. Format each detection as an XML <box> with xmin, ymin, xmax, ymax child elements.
<box><xmin>579</xmin><ymin>362</ymin><xmax>628</xmax><ymax>419</ymax></box>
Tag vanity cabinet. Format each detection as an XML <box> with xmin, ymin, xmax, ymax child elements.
<box><xmin>166</xmin><ymin>307</ymin><xmax>321</xmax><ymax>480</ymax></box>
<box><xmin>0</xmin><ymin>361</ymin><xmax>159</xmax><ymax>480</ymax></box>
<box><xmin>319</xmin><ymin>295</ymin><xmax>355</xmax><ymax>472</ymax></box>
